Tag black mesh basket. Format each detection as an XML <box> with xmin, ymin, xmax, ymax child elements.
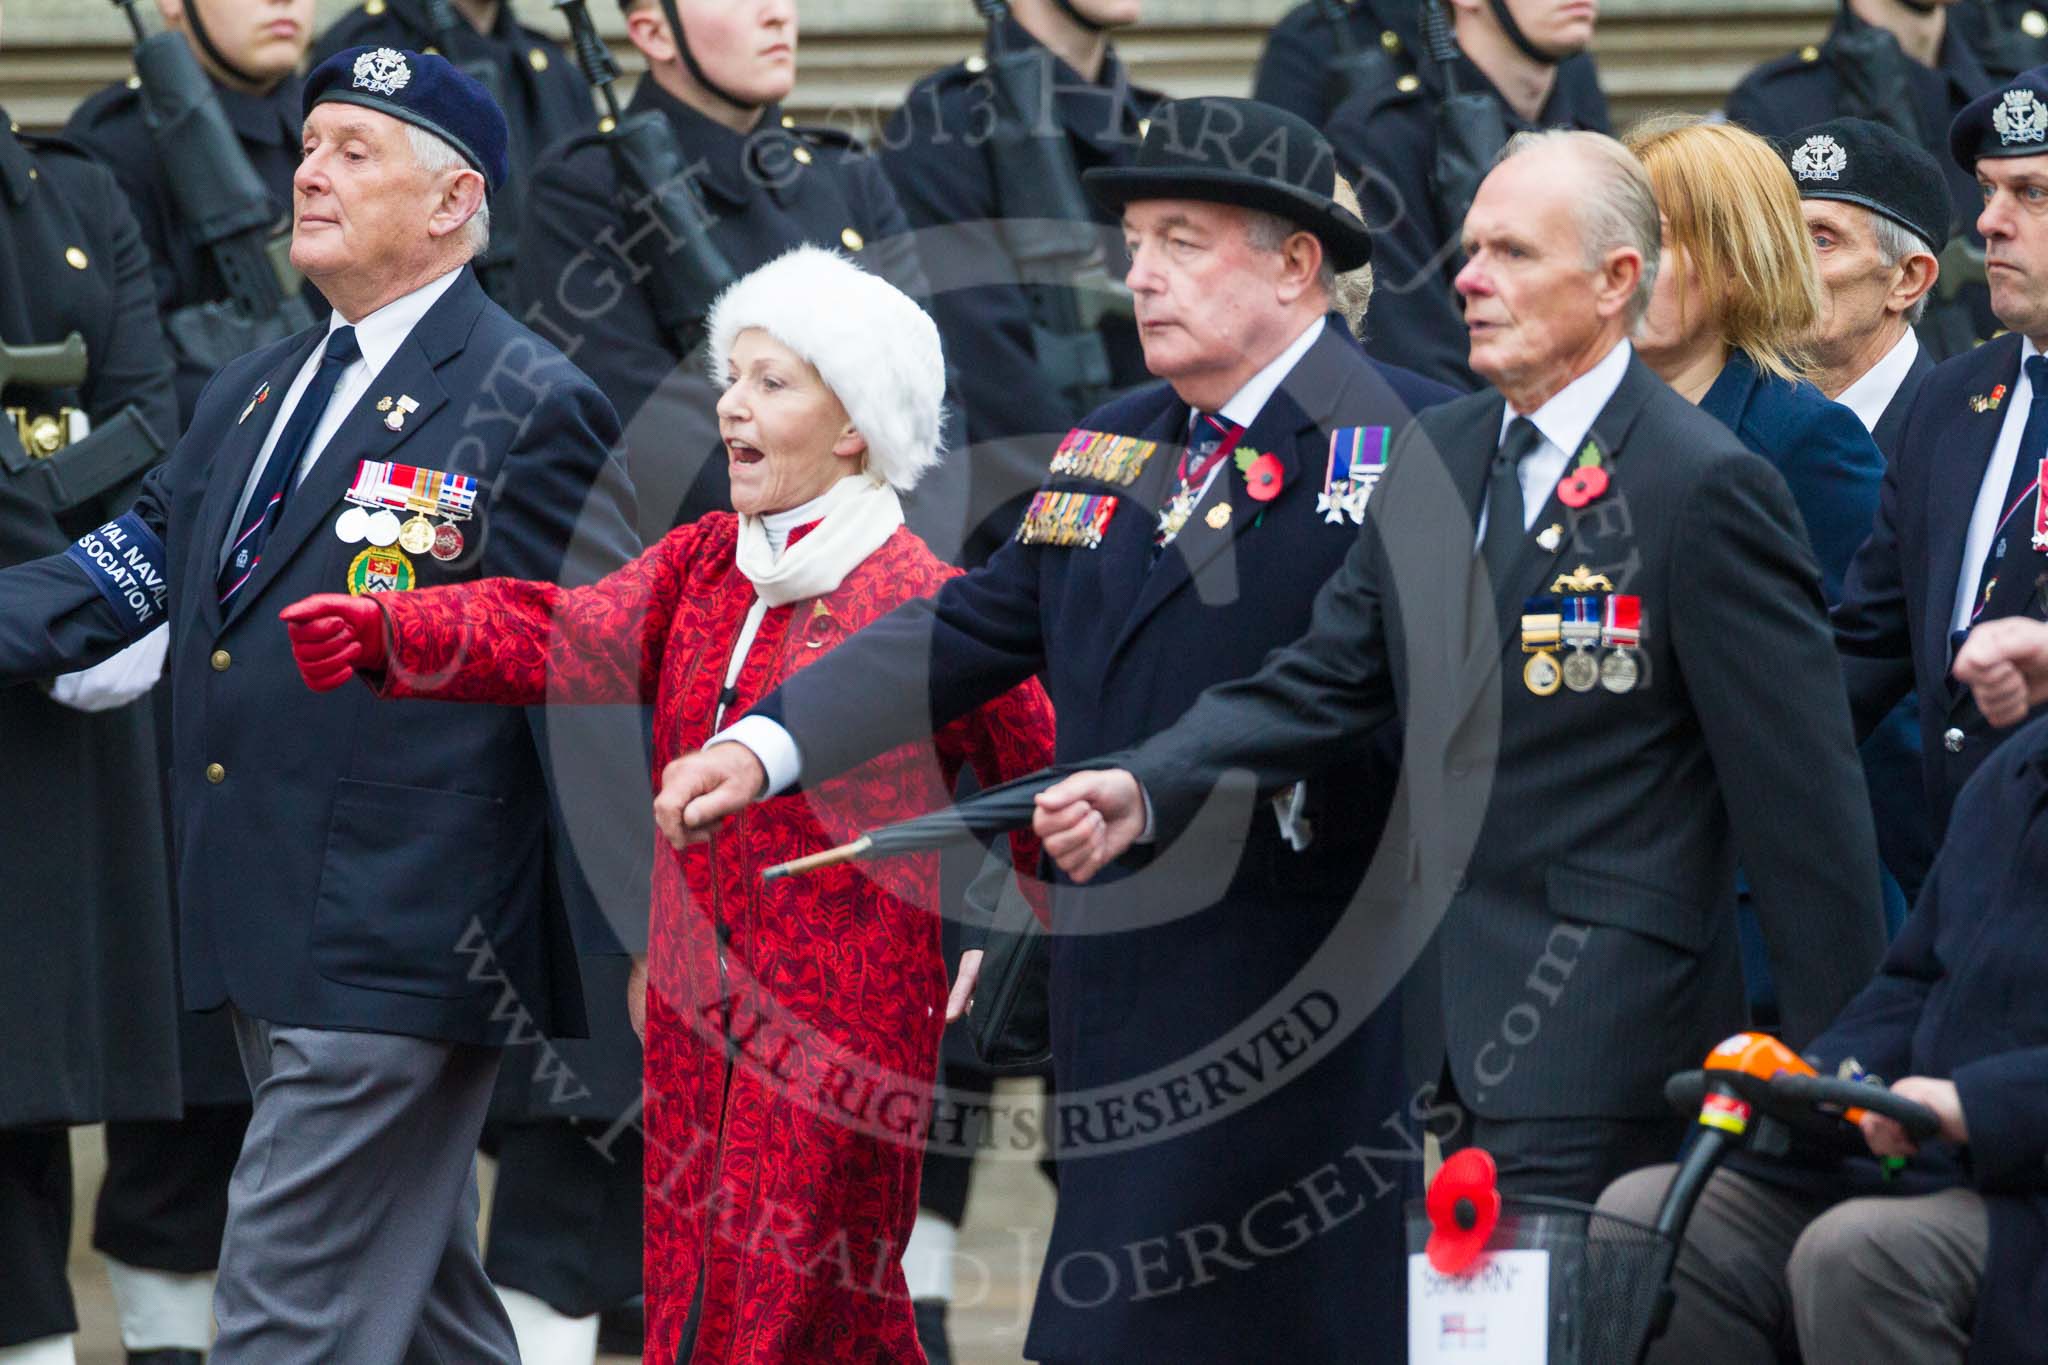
<box><xmin>1406</xmin><ymin>1195</ymin><xmax>1675</xmax><ymax>1365</ymax></box>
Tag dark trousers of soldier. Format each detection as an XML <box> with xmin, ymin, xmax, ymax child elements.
<box><xmin>0</xmin><ymin>1129</ymin><xmax>75</xmax><ymax>1345</ymax></box>
<box><xmin>95</xmin><ymin>1107</ymin><xmax>246</xmax><ymax>1272</ymax></box>
<box><xmin>484</xmin><ymin>1122</ymin><xmax>643</xmax><ymax>1319</ymax></box>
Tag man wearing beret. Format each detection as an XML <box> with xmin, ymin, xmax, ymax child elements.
<box><xmin>1786</xmin><ymin>116</ymin><xmax>1949</xmax><ymax>918</ymax></box>
<box><xmin>1837</xmin><ymin>64</ymin><xmax>2048</xmax><ymax>846</ymax></box>
<box><xmin>0</xmin><ymin>48</ymin><xmax>636</xmax><ymax>1362</ymax></box>
<box><xmin>654</xmin><ymin>97</ymin><xmax>1452</xmax><ymax>1362</ymax></box>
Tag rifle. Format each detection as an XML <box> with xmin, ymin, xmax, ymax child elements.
<box><xmin>0</xmin><ymin>335</ymin><xmax>166</xmax><ymax>512</ymax></box>
<box><xmin>1423</xmin><ymin>0</ymin><xmax>1507</xmax><ymax>262</ymax></box>
<box><xmin>1314</xmin><ymin>0</ymin><xmax>1402</xmax><ymax>110</ymax></box>
<box><xmin>111</xmin><ymin>0</ymin><xmax>312</xmax><ymax>371</ymax></box>
<box><xmin>422</xmin><ymin>0</ymin><xmax>521</xmax><ymax>300</ymax></box>
<box><xmin>554</xmin><ymin>0</ymin><xmax>738</xmax><ymax>358</ymax></box>
<box><xmin>972</xmin><ymin>0</ymin><xmax>1132</xmax><ymax>415</ymax></box>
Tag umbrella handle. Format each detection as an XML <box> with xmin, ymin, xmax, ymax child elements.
<box><xmin>760</xmin><ymin>835</ymin><xmax>875</xmax><ymax>883</ymax></box>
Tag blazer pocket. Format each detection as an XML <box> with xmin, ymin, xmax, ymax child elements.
<box><xmin>1544</xmin><ymin>863</ymin><xmax>1705</xmax><ymax>955</ymax></box>
<box><xmin>311</xmin><ymin>779</ymin><xmax>515</xmax><ymax>999</ymax></box>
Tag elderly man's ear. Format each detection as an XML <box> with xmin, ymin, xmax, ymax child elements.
<box><xmin>427</xmin><ymin>169</ymin><xmax>488</xmax><ymax>243</ymax></box>
<box><xmin>1596</xmin><ymin>247</ymin><xmax>1644</xmax><ymax>322</ymax></box>
<box><xmin>1891</xmin><ymin>251</ymin><xmax>1940</xmax><ymax>317</ymax></box>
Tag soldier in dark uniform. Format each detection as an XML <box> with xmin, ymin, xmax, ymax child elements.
<box><xmin>1254</xmin><ymin>0</ymin><xmax>1606</xmax><ymax>138</ymax></box>
<box><xmin>1956</xmin><ymin>0</ymin><xmax>2048</xmax><ymax>79</ymax></box>
<box><xmin>1322</xmin><ymin>0</ymin><xmax>1607</xmax><ymax>390</ymax></box>
<box><xmin>496</xmin><ymin>2</ymin><xmax>944</xmax><ymax>1357</ymax></box>
<box><xmin>70</xmin><ymin>0</ymin><xmax>320</xmax><ymax>424</ymax></box>
<box><xmin>312</xmin><ymin>0</ymin><xmax>592</xmax><ymax>302</ymax></box>
<box><xmin>0</xmin><ymin>111</ymin><xmax>184</xmax><ymax>1365</ymax></box>
<box><xmin>1726</xmin><ymin>0</ymin><xmax>1996</xmax><ymax>356</ymax></box>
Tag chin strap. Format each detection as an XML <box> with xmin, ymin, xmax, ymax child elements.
<box><xmin>1486</xmin><ymin>0</ymin><xmax>1567</xmax><ymax>66</ymax></box>
<box><xmin>659</xmin><ymin>0</ymin><xmax>765</xmax><ymax>114</ymax></box>
<box><xmin>184</xmin><ymin>0</ymin><xmax>267</xmax><ymax>88</ymax></box>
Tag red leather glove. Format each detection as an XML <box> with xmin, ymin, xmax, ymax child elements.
<box><xmin>278</xmin><ymin>593</ymin><xmax>387</xmax><ymax>692</ymax></box>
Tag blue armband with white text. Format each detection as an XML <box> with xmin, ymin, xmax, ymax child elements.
<box><xmin>64</xmin><ymin>513</ymin><xmax>169</xmax><ymax>637</ymax></box>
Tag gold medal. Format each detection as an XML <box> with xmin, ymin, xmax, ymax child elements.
<box><xmin>1601</xmin><ymin>648</ymin><xmax>1640</xmax><ymax>693</ymax></box>
<box><xmin>398</xmin><ymin>513</ymin><xmax>437</xmax><ymax>555</ymax></box>
<box><xmin>1562</xmin><ymin>649</ymin><xmax>1600</xmax><ymax>693</ymax></box>
<box><xmin>1205</xmin><ymin>502</ymin><xmax>1232</xmax><ymax>530</ymax></box>
<box><xmin>1524</xmin><ymin>650</ymin><xmax>1562</xmax><ymax>696</ymax></box>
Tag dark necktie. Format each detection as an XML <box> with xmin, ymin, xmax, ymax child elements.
<box><xmin>1968</xmin><ymin>353</ymin><xmax>2048</xmax><ymax>630</ymax></box>
<box><xmin>219</xmin><ymin>326</ymin><xmax>360</xmax><ymax>605</ymax></box>
<box><xmin>1480</xmin><ymin>416</ymin><xmax>1544</xmax><ymax>585</ymax></box>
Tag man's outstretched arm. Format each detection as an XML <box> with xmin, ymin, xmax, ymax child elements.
<box><xmin>0</xmin><ymin>465</ymin><xmax>172</xmax><ymax>683</ymax></box>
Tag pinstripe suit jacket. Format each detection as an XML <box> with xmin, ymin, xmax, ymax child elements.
<box><xmin>1125</xmin><ymin>353</ymin><xmax>1890</xmax><ymax>1120</ymax></box>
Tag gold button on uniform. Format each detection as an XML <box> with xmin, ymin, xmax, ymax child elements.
<box><xmin>211</xmin><ymin>650</ymin><xmax>232</xmax><ymax>672</ymax></box>
<box><xmin>2026</xmin><ymin>8</ymin><xmax>2047</xmax><ymax>37</ymax></box>
<box><xmin>840</xmin><ymin>227</ymin><xmax>865</xmax><ymax>251</ymax></box>
<box><xmin>966</xmin><ymin>54</ymin><xmax>989</xmax><ymax>74</ymax></box>
<box><xmin>366</xmin><ymin>0</ymin><xmax>386</xmax><ymax>13</ymax></box>
<box><xmin>1380</xmin><ymin>29</ymin><xmax>1401</xmax><ymax>53</ymax></box>
<box><xmin>1800</xmin><ymin>44</ymin><xmax>1820</xmax><ymax>61</ymax></box>
<box><xmin>529</xmin><ymin>48</ymin><xmax>549</xmax><ymax>72</ymax></box>
<box><xmin>1396</xmin><ymin>73</ymin><xmax>1421</xmax><ymax>93</ymax></box>
<box><xmin>1138</xmin><ymin>117</ymin><xmax>1151</xmax><ymax>138</ymax></box>
<box><xmin>205</xmin><ymin>763</ymin><xmax>226</xmax><ymax>784</ymax></box>
<box><xmin>793</xmin><ymin>146</ymin><xmax>813</xmax><ymax>166</ymax></box>
<box><xmin>781</xmin><ymin>114</ymin><xmax>796</xmax><ymax>129</ymax></box>
<box><xmin>65</xmin><ymin>247</ymin><xmax>87</xmax><ymax>270</ymax></box>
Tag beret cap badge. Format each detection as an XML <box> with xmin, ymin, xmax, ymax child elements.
<box><xmin>1994</xmin><ymin>88</ymin><xmax>2048</xmax><ymax>146</ymax></box>
<box><xmin>1790</xmin><ymin>134</ymin><xmax>1848</xmax><ymax>182</ymax></box>
<box><xmin>352</xmin><ymin>47</ymin><xmax>412</xmax><ymax>98</ymax></box>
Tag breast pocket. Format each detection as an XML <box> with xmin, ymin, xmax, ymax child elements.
<box><xmin>310</xmin><ymin>778</ymin><xmax>517</xmax><ymax>999</ymax></box>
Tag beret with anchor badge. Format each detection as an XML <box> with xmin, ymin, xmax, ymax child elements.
<box><xmin>304</xmin><ymin>45</ymin><xmax>510</xmax><ymax>196</ymax></box>
<box><xmin>1784</xmin><ymin>117</ymin><xmax>1953</xmax><ymax>251</ymax></box>
<box><xmin>1951</xmin><ymin>63</ymin><xmax>2048</xmax><ymax>169</ymax></box>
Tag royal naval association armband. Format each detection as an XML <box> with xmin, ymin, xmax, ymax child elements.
<box><xmin>65</xmin><ymin>512</ymin><xmax>169</xmax><ymax>637</ymax></box>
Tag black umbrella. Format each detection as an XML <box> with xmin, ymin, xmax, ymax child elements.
<box><xmin>759</xmin><ymin>764</ymin><xmax>1079</xmax><ymax>882</ymax></box>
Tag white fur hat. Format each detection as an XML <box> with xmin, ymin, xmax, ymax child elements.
<box><xmin>706</xmin><ymin>246</ymin><xmax>946</xmax><ymax>493</ymax></box>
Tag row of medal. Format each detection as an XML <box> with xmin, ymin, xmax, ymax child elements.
<box><xmin>1521</xmin><ymin>590</ymin><xmax>1643</xmax><ymax>696</ymax></box>
<box><xmin>335</xmin><ymin>459</ymin><xmax>477</xmax><ymax>563</ymax></box>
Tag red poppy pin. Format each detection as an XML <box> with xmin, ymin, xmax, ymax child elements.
<box><xmin>1425</xmin><ymin>1147</ymin><xmax>1502</xmax><ymax>1275</ymax></box>
<box><xmin>1556</xmin><ymin>437</ymin><xmax>1610</xmax><ymax>509</ymax></box>
<box><xmin>1234</xmin><ymin>448</ymin><xmax>1285</xmax><ymax>503</ymax></box>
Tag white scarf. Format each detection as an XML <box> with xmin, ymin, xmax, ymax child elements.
<box><xmin>732</xmin><ymin>474</ymin><xmax>904</xmax><ymax>607</ymax></box>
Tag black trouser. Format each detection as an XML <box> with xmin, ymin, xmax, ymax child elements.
<box><xmin>484</xmin><ymin>1121</ymin><xmax>644</xmax><ymax>1318</ymax></box>
<box><xmin>94</xmin><ymin>1105</ymin><xmax>249</xmax><ymax>1273</ymax></box>
<box><xmin>0</xmin><ymin>1128</ymin><xmax>76</xmax><ymax>1346</ymax></box>
<box><xmin>1433</xmin><ymin>1065</ymin><xmax>1688</xmax><ymax>1203</ymax></box>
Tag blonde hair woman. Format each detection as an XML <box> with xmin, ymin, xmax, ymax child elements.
<box><xmin>1625</xmin><ymin>113</ymin><xmax>1885</xmax><ymax>605</ymax></box>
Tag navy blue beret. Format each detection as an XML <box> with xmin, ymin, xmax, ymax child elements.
<box><xmin>1951</xmin><ymin>64</ymin><xmax>2048</xmax><ymax>170</ymax></box>
<box><xmin>1784</xmin><ymin>118</ymin><xmax>1952</xmax><ymax>252</ymax></box>
<box><xmin>304</xmin><ymin>46</ymin><xmax>509</xmax><ymax>195</ymax></box>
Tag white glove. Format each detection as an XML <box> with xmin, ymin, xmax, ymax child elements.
<box><xmin>48</xmin><ymin>624</ymin><xmax>168</xmax><ymax>713</ymax></box>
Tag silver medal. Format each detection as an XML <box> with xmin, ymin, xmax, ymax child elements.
<box><xmin>334</xmin><ymin>506</ymin><xmax>371</xmax><ymax>544</ymax></box>
<box><xmin>365</xmin><ymin>508</ymin><xmax>402</xmax><ymax>547</ymax></box>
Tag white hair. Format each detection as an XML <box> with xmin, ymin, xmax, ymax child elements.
<box><xmin>1499</xmin><ymin>129</ymin><xmax>1662</xmax><ymax>328</ymax></box>
<box><xmin>1868</xmin><ymin>208</ymin><xmax>1937</xmax><ymax>327</ymax></box>
<box><xmin>405</xmin><ymin>123</ymin><xmax>491</xmax><ymax>258</ymax></box>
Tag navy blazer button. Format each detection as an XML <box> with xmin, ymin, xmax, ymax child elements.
<box><xmin>1943</xmin><ymin>727</ymin><xmax>1965</xmax><ymax>753</ymax></box>
<box><xmin>211</xmin><ymin>650</ymin><xmax>231</xmax><ymax>672</ymax></box>
<box><xmin>205</xmin><ymin>763</ymin><xmax>225</xmax><ymax>784</ymax></box>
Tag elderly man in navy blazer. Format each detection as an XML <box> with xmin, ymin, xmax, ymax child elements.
<box><xmin>653</xmin><ymin>97</ymin><xmax>1450</xmax><ymax>1364</ymax></box>
<box><xmin>0</xmin><ymin>48</ymin><xmax>636</xmax><ymax>1364</ymax></box>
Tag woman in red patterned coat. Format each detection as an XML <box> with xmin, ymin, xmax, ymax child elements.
<box><xmin>281</xmin><ymin>247</ymin><xmax>1055</xmax><ymax>1363</ymax></box>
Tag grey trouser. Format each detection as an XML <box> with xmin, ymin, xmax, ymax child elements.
<box><xmin>211</xmin><ymin>1012</ymin><xmax>520</xmax><ymax>1365</ymax></box>
<box><xmin>1599</xmin><ymin>1163</ymin><xmax>1988</xmax><ymax>1365</ymax></box>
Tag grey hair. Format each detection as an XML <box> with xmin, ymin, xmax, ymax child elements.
<box><xmin>1868</xmin><ymin>209</ymin><xmax>1937</xmax><ymax>327</ymax></box>
<box><xmin>1244</xmin><ymin>209</ymin><xmax>1340</xmax><ymax>302</ymax></box>
<box><xmin>1498</xmin><ymin>129</ymin><xmax>1661</xmax><ymax>328</ymax></box>
<box><xmin>404</xmin><ymin>124</ymin><xmax>491</xmax><ymax>258</ymax></box>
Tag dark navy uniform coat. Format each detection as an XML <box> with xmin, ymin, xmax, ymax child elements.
<box><xmin>0</xmin><ymin>267</ymin><xmax>638</xmax><ymax>1047</ymax></box>
<box><xmin>1836</xmin><ymin>331</ymin><xmax>2041</xmax><ymax>843</ymax></box>
<box><xmin>0</xmin><ymin>119</ymin><xmax>182</xmax><ymax>1127</ymax></box>
<box><xmin>1725</xmin><ymin>16</ymin><xmax>1997</xmax><ymax>353</ymax></box>
<box><xmin>1254</xmin><ymin>0</ymin><xmax>1608</xmax><ymax>135</ymax></box>
<box><xmin>748</xmin><ymin>322</ymin><xmax>1453</xmax><ymax>1362</ymax></box>
<box><xmin>67</xmin><ymin>73</ymin><xmax>321</xmax><ymax>426</ymax></box>
<box><xmin>880</xmin><ymin>16</ymin><xmax>1160</xmax><ymax>563</ymax></box>
<box><xmin>1325</xmin><ymin>54</ymin><xmax>1607</xmax><ymax>391</ymax></box>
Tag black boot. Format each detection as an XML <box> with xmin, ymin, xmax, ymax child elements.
<box><xmin>912</xmin><ymin>1298</ymin><xmax>953</xmax><ymax>1365</ymax></box>
<box><xmin>596</xmin><ymin>1295</ymin><xmax>646</xmax><ymax>1358</ymax></box>
<box><xmin>128</xmin><ymin>1353</ymin><xmax>205</xmax><ymax>1365</ymax></box>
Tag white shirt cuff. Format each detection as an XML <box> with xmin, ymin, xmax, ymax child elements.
<box><xmin>707</xmin><ymin>715</ymin><xmax>801</xmax><ymax>797</ymax></box>
<box><xmin>1136</xmin><ymin>782</ymin><xmax>1156</xmax><ymax>844</ymax></box>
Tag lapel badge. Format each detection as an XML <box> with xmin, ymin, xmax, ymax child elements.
<box><xmin>238</xmin><ymin>381</ymin><xmax>271</xmax><ymax>425</ymax></box>
<box><xmin>1550</xmin><ymin>563</ymin><xmax>1615</xmax><ymax>595</ymax></box>
<box><xmin>1205</xmin><ymin>502</ymin><xmax>1233</xmax><ymax>530</ymax></box>
<box><xmin>1556</xmin><ymin>437</ymin><xmax>1609</xmax><ymax>509</ymax></box>
<box><xmin>1321</xmin><ymin>426</ymin><xmax>1388</xmax><ymax>525</ymax></box>
<box><xmin>376</xmin><ymin>396</ymin><xmax>395</xmax><ymax>412</ymax></box>
<box><xmin>1537</xmin><ymin>523</ymin><xmax>1564</xmax><ymax>553</ymax></box>
<box><xmin>1970</xmin><ymin>384</ymin><xmax>2008</xmax><ymax>414</ymax></box>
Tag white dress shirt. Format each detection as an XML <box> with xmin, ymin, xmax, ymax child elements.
<box><xmin>1952</xmin><ymin>336</ymin><xmax>2042</xmax><ymax>633</ymax></box>
<box><xmin>1477</xmin><ymin>338</ymin><xmax>1633</xmax><ymax>544</ymax></box>
<box><xmin>220</xmin><ymin>267</ymin><xmax>464</xmax><ymax>564</ymax></box>
<box><xmin>1833</xmin><ymin>328</ymin><xmax>1921</xmax><ymax>436</ymax></box>
<box><xmin>716</xmin><ymin>316</ymin><xmax>1333</xmax><ymax>798</ymax></box>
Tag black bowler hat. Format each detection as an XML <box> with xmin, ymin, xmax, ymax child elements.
<box><xmin>1082</xmin><ymin>96</ymin><xmax>1374</xmax><ymax>269</ymax></box>
<box><xmin>305</xmin><ymin>46</ymin><xmax>510</xmax><ymax>195</ymax></box>
<box><xmin>1951</xmin><ymin>64</ymin><xmax>2048</xmax><ymax>169</ymax></box>
<box><xmin>1784</xmin><ymin>118</ymin><xmax>1952</xmax><ymax>252</ymax></box>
